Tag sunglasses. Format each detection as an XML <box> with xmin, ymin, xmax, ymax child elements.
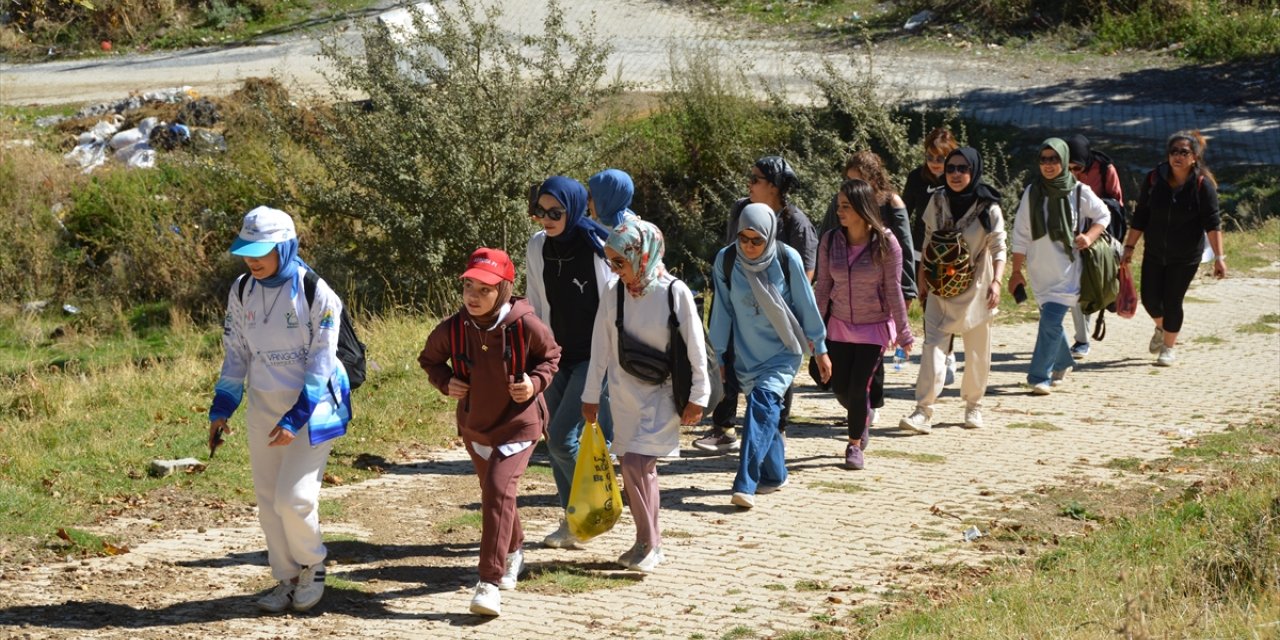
<box><xmin>607</xmin><ymin>257</ymin><xmax>628</xmax><ymax>272</ymax></box>
<box><xmin>1168</xmin><ymin>147</ymin><xmax>1194</xmax><ymax>157</ymax></box>
<box><xmin>944</xmin><ymin>164</ymin><xmax>971</xmax><ymax>175</ymax></box>
<box><xmin>1038</xmin><ymin>155</ymin><xmax>1061</xmax><ymax>166</ymax></box>
<box><xmin>1068</xmin><ymin>163</ymin><xmax>1085</xmax><ymax>172</ymax></box>
<box><xmin>530</xmin><ymin>205</ymin><xmax>566</xmax><ymax>221</ymax></box>
<box><xmin>926</xmin><ymin>154</ymin><xmax>948</xmax><ymax>164</ymax></box>
<box><xmin>747</xmin><ymin>173</ymin><xmax>768</xmax><ymax>186</ymax></box>
<box><xmin>737</xmin><ymin>233</ymin><xmax>766</xmax><ymax>247</ymax></box>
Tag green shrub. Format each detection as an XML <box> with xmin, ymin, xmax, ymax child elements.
<box><xmin>305</xmin><ymin>0</ymin><xmax>619</xmax><ymax>312</ymax></box>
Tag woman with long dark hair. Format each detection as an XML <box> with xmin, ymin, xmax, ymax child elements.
<box><xmin>815</xmin><ymin>180</ymin><xmax>913</xmax><ymax>470</ymax></box>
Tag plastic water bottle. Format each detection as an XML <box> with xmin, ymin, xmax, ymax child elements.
<box><xmin>893</xmin><ymin>346</ymin><xmax>905</xmax><ymax>372</ymax></box>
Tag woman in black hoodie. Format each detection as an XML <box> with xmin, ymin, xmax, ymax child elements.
<box><xmin>1123</xmin><ymin>130</ymin><xmax>1227</xmax><ymax>367</ymax></box>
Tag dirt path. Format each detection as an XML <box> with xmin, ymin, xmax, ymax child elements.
<box><xmin>3</xmin><ymin>0</ymin><xmax>1277</xmax><ymax>164</ymax></box>
<box><xmin>2</xmin><ymin>272</ymin><xmax>1277</xmax><ymax>638</ymax></box>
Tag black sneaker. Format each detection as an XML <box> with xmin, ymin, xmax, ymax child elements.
<box><xmin>692</xmin><ymin>428</ymin><xmax>739</xmax><ymax>453</ymax></box>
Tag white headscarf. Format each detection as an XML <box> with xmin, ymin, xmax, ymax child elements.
<box><xmin>737</xmin><ymin>203</ymin><xmax>806</xmax><ymax>355</ymax></box>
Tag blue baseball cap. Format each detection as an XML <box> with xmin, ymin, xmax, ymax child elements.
<box><xmin>230</xmin><ymin>206</ymin><xmax>296</xmax><ymax>257</ymax></box>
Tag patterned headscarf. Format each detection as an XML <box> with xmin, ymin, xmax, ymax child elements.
<box><xmin>606</xmin><ymin>219</ymin><xmax>666</xmax><ymax>297</ymax></box>
<box><xmin>737</xmin><ymin>203</ymin><xmax>805</xmax><ymax>355</ymax></box>
<box><xmin>538</xmin><ymin>176</ymin><xmax>609</xmax><ymax>257</ymax></box>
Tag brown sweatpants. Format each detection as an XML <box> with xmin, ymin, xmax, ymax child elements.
<box><xmin>466</xmin><ymin>441</ymin><xmax>535</xmax><ymax>584</ymax></box>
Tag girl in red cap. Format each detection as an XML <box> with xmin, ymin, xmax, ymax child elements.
<box><xmin>418</xmin><ymin>248</ymin><xmax>562</xmax><ymax>616</ymax></box>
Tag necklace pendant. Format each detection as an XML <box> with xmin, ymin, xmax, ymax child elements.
<box><xmin>480</xmin><ymin>344</ymin><xmax>488</xmax><ymax>351</ymax></box>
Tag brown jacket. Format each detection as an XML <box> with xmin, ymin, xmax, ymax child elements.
<box><xmin>418</xmin><ymin>297</ymin><xmax>561</xmax><ymax>446</ymax></box>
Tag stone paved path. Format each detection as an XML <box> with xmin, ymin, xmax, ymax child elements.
<box><xmin>2</xmin><ymin>272</ymin><xmax>1277</xmax><ymax>638</ymax></box>
<box><xmin>2</xmin><ymin>0</ymin><xmax>1277</xmax><ymax>165</ymax></box>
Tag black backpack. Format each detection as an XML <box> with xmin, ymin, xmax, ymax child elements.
<box><xmin>238</xmin><ymin>270</ymin><xmax>368</xmax><ymax>390</ymax></box>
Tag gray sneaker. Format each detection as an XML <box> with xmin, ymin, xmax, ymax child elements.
<box><xmin>616</xmin><ymin>542</ymin><xmax>645</xmax><ymax>569</ymax></box>
<box><xmin>1149</xmin><ymin>327</ymin><xmax>1165</xmax><ymax>354</ymax></box>
<box><xmin>629</xmin><ymin>544</ymin><xmax>664</xmax><ymax>573</ymax></box>
<box><xmin>693</xmin><ymin>428</ymin><xmax>739</xmax><ymax>454</ymax></box>
<box><xmin>290</xmin><ymin>564</ymin><xmax>325</xmax><ymax>612</ymax></box>
<box><xmin>1156</xmin><ymin>346</ymin><xmax>1176</xmax><ymax>367</ymax></box>
<box><xmin>542</xmin><ymin>518</ymin><xmax>581</xmax><ymax>549</ymax></box>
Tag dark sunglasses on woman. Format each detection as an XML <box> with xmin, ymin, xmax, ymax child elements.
<box><xmin>531</xmin><ymin>205</ymin><xmax>566</xmax><ymax>221</ymax></box>
<box><xmin>944</xmin><ymin>164</ymin><xmax>971</xmax><ymax>175</ymax></box>
<box><xmin>737</xmin><ymin>233</ymin><xmax>766</xmax><ymax>247</ymax></box>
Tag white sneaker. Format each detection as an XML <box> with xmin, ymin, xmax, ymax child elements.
<box><xmin>963</xmin><ymin>407</ymin><xmax>983</xmax><ymax>429</ymax></box>
<box><xmin>899</xmin><ymin>409</ymin><xmax>932</xmax><ymax>434</ymax></box>
<box><xmin>756</xmin><ymin>476</ymin><xmax>789</xmax><ymax>495</ymax></box>
<box><xmin>1031</xmin><ymin>381</ymin><xmax>1052</xmax><ymax>396</ymax></box>
<box><xmin>628</xmin><ymin>544</ymin><xmax>665</xmax><ymax>573</ymax></box>
<box><xmin>944</xmin><ymin>353</ymin><xmax>957</xmax><ymax>386</ymax></box>
<box><xmin>730</xmin><ymin>492</ymin><xmax>755</xmax><ymax>509</ymax></box>
<box><xmin>256</xmin><ymin>580</ymin><xmax>294</xmax><ymax>613</ymax></box>
<box><xmin>291</xmin><ymin>564</ymin><xmax>326</xmax><ymax>612</ymax></box>
<box><xmin>497</xmin><ymin>549</ymin><xmax>523</xmax><ymax>590</ymax></box>
<box><xmin>869</xmin><ymin>408</ymin><xmax>879</xmax><ymax>426</ymax></box>
<box><xmin>470</xmin><ymin>581</ymin><xmax>501</xmax><ymax>616</ymax></box>
<box><xmin>541</xmin><ymin>518</ymin><xmax>581</xmax><ymax>549</ymax></box>
<box><xmin>616</xmin><ymin>541</ymin><xmax>645</xmax><ymax>569</ymax></box>
<box><xmin>1149</xmin><ymin>327</ymin><xmax>1165</xmax><ymax>354</ymax></box>
<box><xmin>1156</xmin><ymin>346</ymin><xmax>1176</xmax><ymax>367</ymax></box>
<box><xmin>1051</xmin><ymin>367</ymin><xmax>1071</xmax><ymax>386</ymax></box>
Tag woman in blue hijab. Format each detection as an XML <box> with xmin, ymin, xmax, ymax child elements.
<box><xmin>588</xmin><ymin>169</ymin><xmax>640</xmax><ymax>228</ymax></box>
<box><xmin>524</xmin><ymin>175</ymin><xmax>616</xmax><ymax>549</ymax></box>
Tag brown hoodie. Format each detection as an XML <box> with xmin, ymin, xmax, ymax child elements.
<box><xmin>419</xmin><ymin>296</ymin><xmax>561</xmax><ymax>446</ymax></box>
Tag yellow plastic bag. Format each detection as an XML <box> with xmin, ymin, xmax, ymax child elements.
<box><xmin>565</xmin><ymin>421</ymin><xmax>622</xmax><ymax>542</ymax></box>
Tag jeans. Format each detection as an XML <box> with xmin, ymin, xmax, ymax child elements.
<box><xmin>1028</xmin><ymin>302</ymin><xmax>1073</xmax><ymax>385</ymax></box>
<box><xmin>543</xmin><ymin>360</ymin><xmax>613</xmax><ymax>510</ymax></box>
<box><xmin>732</xmin><ymin>387</ymin><xmax>787</xmax><ymax>495</ymax></box>
<box><xmin>711</xmin><ymin>345</ymin><xmax>794</xmax><ymax>431</ymax></box>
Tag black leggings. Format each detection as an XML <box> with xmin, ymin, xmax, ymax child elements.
<box><xmin>1140</xmin><ymin>259</ymin><xmax>1199</xmax><ymax>334</ymax></box>
<box><xmin>827</xmin><ymin>341</ymin><xmax>884</xmax><ymax>441</ymax></box>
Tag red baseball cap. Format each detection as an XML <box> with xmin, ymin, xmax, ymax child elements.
<box><xmin>461</xmin><ymin>247</ymin><xmax>515</xmax><ymax>285</ymax></box>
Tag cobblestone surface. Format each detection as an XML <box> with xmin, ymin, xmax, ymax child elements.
<box><xmin>1</xmin><ymin>273</ymin><xmax>1277</xmax><ymax>638</ymax></box>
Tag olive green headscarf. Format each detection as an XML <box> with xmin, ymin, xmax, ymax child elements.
<box><xmin>1028</xmin><ymin>138</ymin><xmax>1077</xmax><ymax>258</ymax></box>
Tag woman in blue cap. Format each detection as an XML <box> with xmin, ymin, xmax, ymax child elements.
<box><xmin>208</xmin><ymin>206</ymin><xmax>351</xmax><ymax>614</ymax></box>
<box><xmin>525</xmin><ymin>176</ymin><xmax>617</xmax><ymax>549</ymax></box>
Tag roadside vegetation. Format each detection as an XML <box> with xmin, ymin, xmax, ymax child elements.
<box><xmin>0</xmin><ymin>0</ymin><xmax>384</xmax><ymax>60</ymax></box>
<box><xmin>694</xmin><ymin>0</ymin><xmax>1280</xmax><ymax>62</ymax></box>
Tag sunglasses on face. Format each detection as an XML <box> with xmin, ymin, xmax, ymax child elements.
<box><xmin>1038</xmin><ymin>155</ymin><xmax>1061</xmax><ymax>166</ymax></box>
<box><xmin>747</xmin><ymin>173</ymin><xmax>768</xmax><ymax>186</ymax></box>
<box><xmin>530</xmin><ymin>205</ymin><xmax>566</xmax><ymax>221</ymax></box>
<box><xmin>944</xmin><ymin>164</ymin><xmax>971</xmax><ymax>175</ymax></box>
<box><xmin>1168</xmin><ymin>147</ymin><xmax>1193</xmax><ymax>157</ymax></box>
<box><xmin>607</xmin><ymin>257</ymin><xmax>628</xmax><ymax>272</ymax></box>
<box><xmin>737</xmin><ymin>233</ymin><xmax>766</xmax><ymax>247</ymax></box>
<box><xmin>1068</xmin><ymin>163</ymin><xmax>1084</xmax><ymax>172</ymax></box>
<box><xmin>926</xmin><ymin>154</ymin><xmax>948</xmax><ymax>164</ymax></box>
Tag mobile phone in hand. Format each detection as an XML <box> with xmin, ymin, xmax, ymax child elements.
<box><xmin>1013</xmin><ymin>283</ymin><xmax>1027</xmax><ymax>304</ymax></box>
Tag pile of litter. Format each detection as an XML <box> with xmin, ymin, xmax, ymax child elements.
<box><xmin>51</xmin><ymin>87</ymin><xmax>228</xmax><ymax>174</ymax></box>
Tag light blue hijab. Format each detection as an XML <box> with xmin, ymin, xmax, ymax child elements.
<box><xmin>737</xmin><ymin>203</ymin><xmax>805</xmax><ymax>355</ymax></box>
<box><xmin>256</xmin><ymin>237</ymin><xmax>309</xmax><ymax>288</ymax></box>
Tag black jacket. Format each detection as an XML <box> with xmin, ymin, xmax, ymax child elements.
<box><xmin>1132</xmin><ymin>164</ymin><xmax>1220</xmax><ymax>266</ymax></box>
<box><xmin>724</xmin><ymin>197</ymin><xmax>818</xmax><ymax>274</ymax></box>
